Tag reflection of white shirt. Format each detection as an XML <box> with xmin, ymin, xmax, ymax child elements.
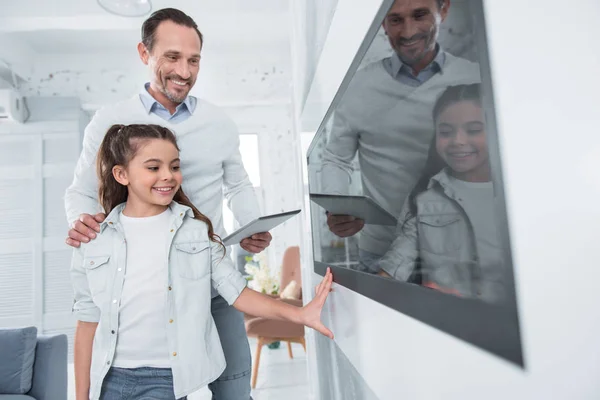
<box><xmin>321</xmin><ymin>52</ymin><xmax>480</xmax><ymax>256</ymax></box>
<box><xmin>113</xmin><ymin>208</ymin><xmax>172</xmax><ymax>368</ymax></box>
<box><xmin>447</xmin><ymin>176</ymin><xmax>505</xmax><ymax>293</ymax></box>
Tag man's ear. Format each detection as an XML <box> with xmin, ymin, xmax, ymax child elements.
<box><xmin>112</xmin><ymin>165</ymin><xmax>129</xmax><ymax>186</ymax></box>
<box><xmin>440</xmin><ymin>0</ymin><xmax>451</xmax><ymax>21</ymax></box>
<box><xmin>138</xmin><ymin>42</ymin><xmax>150</xmax><ymax>65</ymax></box>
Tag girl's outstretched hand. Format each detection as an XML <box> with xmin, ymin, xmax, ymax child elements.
<box><xmin>299</xmin><ymin>267</ymin><xmax>334</xmax><ymax>339</ymax></box>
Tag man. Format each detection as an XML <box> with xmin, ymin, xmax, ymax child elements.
<box><xmin>65</xmin><ymin>8</ymin><xmax>270</xmax><ymax>399</ymax></box>
<box><xmin>321</xmin><ymin>0</ymin><xmax>480</xmax><ymax>272</ymax></box>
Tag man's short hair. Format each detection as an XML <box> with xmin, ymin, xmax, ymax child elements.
<box><xmin>141</xmin><ymin>8</ymin><xmax>203</xmax><ymax>52</ymax></box>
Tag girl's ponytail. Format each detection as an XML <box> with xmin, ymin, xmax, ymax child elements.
<box><xmin>97</xmin><ymin>124</ymin><xmax>129</xmax><ymax>217</ymax></box>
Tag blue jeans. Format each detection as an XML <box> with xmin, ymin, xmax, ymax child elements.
<box><xmin>100</xmin><ymin>367</ymin><xmax>185</xmax><ymax>400</ymax></box>
<box><xmin>208</xmin><ymin>295</ymin><xmax>253</xmax><ymax>400</ymax></box>
<box><xmin>101</xmin><ymin>296</ymin><xmax>252</xmax><ymax>399</ymax></box>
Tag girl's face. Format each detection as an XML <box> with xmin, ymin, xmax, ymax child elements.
<box><xmin>435</xmin><ymin>100</ymin><xmax>490</xmax><ymax>182</ymax></box>
<box><xmin>113</xmin><ymin>138</ymin><xmax>182</xmax><ymax>216</ymax></box>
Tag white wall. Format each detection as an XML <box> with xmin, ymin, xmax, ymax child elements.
<box><xmin>292</xmin><ymin>0</ymin><xmax>600</xmax><ymax>399</ymax></box>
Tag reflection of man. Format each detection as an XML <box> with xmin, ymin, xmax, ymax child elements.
<box><xmin>321</xmin><ymin>0</ymin><xmax>480</xmax><ymax>272</ymax></box>
<box><xmin>64</xmin><ymin>8</ymin><xmax>269</xmax><ymax>399</ymax></box>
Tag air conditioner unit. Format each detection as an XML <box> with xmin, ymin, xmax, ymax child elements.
<box><xmin>0</xmin><ymin>89</ymin><xmax>29</xmax><ymax>123</ymax></box>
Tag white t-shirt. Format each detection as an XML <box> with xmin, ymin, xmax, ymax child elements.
<box><xmin>447</xmin><ymin>176</ymin><xmax>506</xmax><ymax>299</ymax></box>
<box><xmin>112</xmin><ymin>208</ymin><xmax>172</xmax><ymax>368</ymax></box>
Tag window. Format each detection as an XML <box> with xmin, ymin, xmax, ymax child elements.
<box><xmin>222</xmin><ymin>133</ymin><xmax>264</xmax><ymax>273</ymax></box>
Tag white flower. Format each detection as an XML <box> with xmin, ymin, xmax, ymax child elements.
<box><xmin>245</xmin><ymin>256</ymin><xmax>279</xmax><ymax>295</ymax></box>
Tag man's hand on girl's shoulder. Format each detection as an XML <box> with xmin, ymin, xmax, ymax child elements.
<box><xmin>65</xmin><ymin>213</ymin><xmax>106</xmax><ymax>248</ymax></box>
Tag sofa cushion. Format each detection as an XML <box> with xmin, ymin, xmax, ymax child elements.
<box><xmin>0</xmin><ymin>327</ymin><xmax>38</xmax><ymax>394</ymax></box>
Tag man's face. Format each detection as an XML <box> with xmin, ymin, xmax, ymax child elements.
<box><xmin>382</xmin><ymin>0</ymin><xmax>448</xmax><ymax>71</ymax></box>
<box><xmin>140</xmin><ymin>20</ymin><xmax>202</xmax><ymax>104</ymax></box>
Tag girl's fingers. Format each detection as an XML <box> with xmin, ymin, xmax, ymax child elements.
<box><xmin>315</xmin><ymin>268</ymin><xmax>333</xmax><ymax>297</ymax></box>
<box><xmin>314</xmin><ymin>322</ymin><xmax>334</xmax><ymax>339</ymax></box>
<box><xmin>317</xmin><ymin>271</ymin><xmax>333</xmax><ymax>304</ymax></box>
<box><xmin>320</xmin><ymin>274</ymin><xmax>332</xmax><ymax>299</ymax></box>
<box><xmin>315</xmin><ymin>272</ymin><xmax>327</xmax><ymax>295</ymax></box>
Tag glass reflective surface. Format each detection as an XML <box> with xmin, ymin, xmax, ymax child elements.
<box><xmin>307</xmin><ymin>0</ymin><xmax>522</xmax><ymax>365</ymax></box>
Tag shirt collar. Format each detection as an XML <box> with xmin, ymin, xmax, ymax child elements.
<box><xmin>390</xmin><ymin>44</ymin><xmax>446</xmax><ymax>77</ymax></box>
<box><xmin>139</xmin><ymin>82</ymin><xmax>196</xmax><ymax>116</ymax></box>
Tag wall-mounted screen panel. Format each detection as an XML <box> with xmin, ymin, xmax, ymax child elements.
<box><xmin>307</xmin><ymin>0</ymin><xmax>523</xmax><ymax>366</ymax></box>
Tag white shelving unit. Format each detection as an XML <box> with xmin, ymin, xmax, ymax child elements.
<box><xmin>0</xmin><ymin>96</ymin><xmax>88</xmax><ymax>358</ymax></box>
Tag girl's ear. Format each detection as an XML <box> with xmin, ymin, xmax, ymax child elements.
<box><xmin>112</xmin><ymin>165</ymin><xmax>129</xmax><ymax>186</ymax></box>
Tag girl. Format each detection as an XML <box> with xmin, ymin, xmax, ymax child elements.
<box><xmin>71</xmin><ymin>124</ymin><xmax>334</xmax><ymax>400</ymax></box>
<box><xmin>377</xmin><ymin>84</ymin><xmax>508</xmax><ymax>303</ymax></box>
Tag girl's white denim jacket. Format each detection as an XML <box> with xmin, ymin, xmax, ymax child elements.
<box><xmin>378</xmin><ymin>169</ymin><xmax>509</xmax><ymax>303</ymax></box>
<box><xmin>70</xmin><ymin>202</ymin><xmax>247</xmax><ymax>400</ymax></box>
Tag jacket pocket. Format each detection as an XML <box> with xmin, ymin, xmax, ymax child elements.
<box><xmin>418</xmin><ymin>213</ymin><xmax>462</xmax><ymax>254</ymax></box>
<box><xmin>83</xmin><ymin>255</ymin><xmax>111</xmax><ymax>297</ymax></box>
<box><xmin>174</xmin><ymin>241</ymin><xmax>211</xmax><ymax>280</ymax></box>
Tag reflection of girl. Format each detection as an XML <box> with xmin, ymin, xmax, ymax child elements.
<box><xmin>378</xmin><ymin>84</ymin><xmax>507</xmax><ymax>302</ymax></box>
<box><xmin>71</xmin><ymin>124</ymin><xmax>333</xmax><ymax>400</ymax></box>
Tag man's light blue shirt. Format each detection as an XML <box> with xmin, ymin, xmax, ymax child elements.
<box><xmin>139</xmin><ymin>82</ymin><xmax>197</xmax><ymax>123</ymax></box>
<box><xmin>383</xmin><ymin>45</ymin><xmax>446</xmax><ymax>87</ymax></box>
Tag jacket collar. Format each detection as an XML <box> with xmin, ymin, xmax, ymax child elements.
<box><xmin>427</xmin><ymin>168</ymin><xmax>452</xmax><ymax>190</ymax></box>
<box><xmin>427</xmin><ymin>168</ymin><xmax>459</xmax><ymax>200</ymax></box>
<box><xmin>100</xmin><ymin>201</ymin><xmax>194</xmax><ymax>232</ymax></box>
<box><xmin>427</xmin><ymin>169</ymin><xmax>494</xmax><ymax>200</ymax></box>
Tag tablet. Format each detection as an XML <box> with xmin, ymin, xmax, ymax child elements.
<box><xmin>310</xmin><ymin>194</ymin><xmax>397</xmax><ymax>226</ymax></box>
<box><xmin>222</xmin><ymin>209</ymin><xmax>301</xmax><ymax>246</ymax></box>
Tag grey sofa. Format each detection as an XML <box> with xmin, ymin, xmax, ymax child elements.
<box><xmin>0</xmin><ymin>328</ymin><xmax>68</xmax><ymax>400</ymax></box>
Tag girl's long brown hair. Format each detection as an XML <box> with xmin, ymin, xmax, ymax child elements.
<box><xmin>97</xmin><ymin>124</ymin><xmax>224</xmax><ymax>250</ymax></box>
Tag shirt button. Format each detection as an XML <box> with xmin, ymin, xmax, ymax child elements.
<box><xmin>170</xmin><ymin>229</ymin><xmax>174</xmax><ymax>233</ymax></box>
<box><xmin>109</xmin><ymin>222</ymin><xmax>113</xmax><ymax>225</ymax></box>
<box><xmin>90</xmin><ymin>261</ymin><xmax>95</xmax><ymax>265</ymax></box>
<box><xmin>172</xmin><ymin>352</ymin><xmax>177</xmax><ymax>357</ymax></box>
<box><xmin>192</xmin><ymin>247</ymin><xmax>196</xmax><ymax>251</ymax></box>
<box><xmin>169</xmin><ymin>319</ymin><xmax>174</xmax><ymax>323</ymax></box>
<box><xmin>112</xmin><ymin>299</ymin><xmax>117</xmax><ymax>304</ymax></box>
<box><xmin>168</xmin><ymin>286</ymin><xmax>172</xmax><ymax>291</ymax></box>
<box><xmin>106</xmin><ymin>361</ymin><xmax>111</xmax><ymax>365</ymax></box>
<box><xmin>111</xmin><ymin>330</ymin><xmax>115</xmax><ymax>334</ymax></box>
<box><xmin>180</xmin><ymin>213</ymin><xmax>183</xmax><ymax>216</ymax></box>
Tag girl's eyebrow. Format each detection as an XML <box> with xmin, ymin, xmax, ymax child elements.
<box><xmin>143</xmin><ymin>158</ymin><xmax>163</xmax><ymax>163</ymax></box>
<box><xmin>170</xmin><ymin>158</ymin><xmax>181</xmax><ymax>163</ymax></box>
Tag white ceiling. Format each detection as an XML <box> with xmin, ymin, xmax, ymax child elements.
<box><xmin>0</xmin><ymin>0</ymin><xmax>290</xmax><ymax>53</ymax></box>
<box><xmin>0</xmin><ymin>0</ymin><xmax>288</xmax><ymax>18</ymax></box>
